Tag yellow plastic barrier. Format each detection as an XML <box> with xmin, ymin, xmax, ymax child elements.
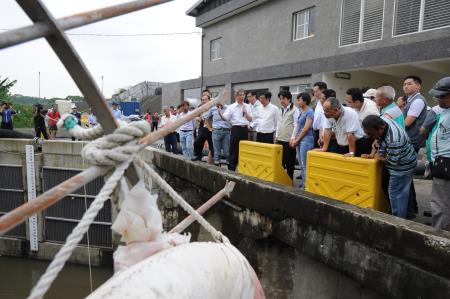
<box><xmin>238</xmin><ymin>141</ymin><xmax>293</xmax><ymax>186</ymax></box>
<box><xmin>305</xmin><ymin>151</ymin><xmax>389</xmax><ymax>212</ymax></box>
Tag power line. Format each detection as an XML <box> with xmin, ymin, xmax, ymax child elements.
<box><xmin>0</xmin><ymin>28</ymin><xmax>201</xmax><ymax>37</ymax></box>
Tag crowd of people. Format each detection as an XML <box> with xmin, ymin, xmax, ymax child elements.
<box><xmin>1</xmin><ymin>76</ymin><xmax>449</xmax><ymax>230</ymax></box>
<box><xmin>159</xmin><ymin>76</ymin><xmax>449</xmax><ymax>231</ymax></box>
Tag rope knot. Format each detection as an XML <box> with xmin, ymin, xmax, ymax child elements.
<box><xmin>82</xmin><ymin>120</ymin><xmax>151</xmax><ymax>166</ymax></box>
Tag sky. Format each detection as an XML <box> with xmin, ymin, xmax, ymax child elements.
<box><xmin>0</xmin><ymin>0</ymin><xmax>201</xmax><ymax>99</ymax></box>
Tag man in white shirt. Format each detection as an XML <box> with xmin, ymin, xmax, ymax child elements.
<box><xmin>276</xmin><ymin>90</ymin><xmax>299</xmax><ymax>179</ymax></box>
<box><xmin>345</xmin><ymin>87</ymin><xmax>379</xmax><ymax>154</ymax></box>
<box><xmin>312</xmin><ymin>82</ymin><xmax>327</xmax><ymax>148</ymax></box>
<box><xmin>255</xmin><ymin>92</ymin><xmax>279</xmax><ymax>144</ymax></box>
<box><xmin>345</xmin><ymin>87</ymin><xmax>379</xmax><ymax>123</ymax></box>
<box><xmin>219</xmin><ymin>89</ymin><xmax>252</xmax><ymax>171</ymax></box>
<box><xmin>315</xmin><ymin>97</ymin><xmax>367</xmax><ymax>157</ymax></box>
<box><xmin>247</xmin><ymin>91</ymin><xmax>261</xmax><ymax>141</ymax></box>
<box><xmin>160</xmin><ymin>106</ymin><xmax>178</xmax><ymax>154</ymax></box>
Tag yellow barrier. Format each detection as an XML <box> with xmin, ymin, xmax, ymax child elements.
<box><xmin>305</xmin><ymin>151</ymin><xmax>389</xmax><ymax>212</ymax></box>
<box><xmin>238</xmin><ymin>141</ymin><xmax>292</xmax><ymax>186</ymax></box>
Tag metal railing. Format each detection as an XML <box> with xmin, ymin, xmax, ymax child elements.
<box><xmin>0</xmin><ymin>0</ymin><xmax>220</xmax><ymax>235</ymax></box>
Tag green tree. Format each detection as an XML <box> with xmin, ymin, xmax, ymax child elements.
<box><xmin>0</xmin><ymin>76</ymin><xmax>17</xmax><ymax>100</ymax></box>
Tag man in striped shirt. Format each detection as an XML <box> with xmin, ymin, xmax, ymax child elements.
<box><xmin>362</xmin><ymin>115</ymin><xmax>417</xmax><ymax>219</ymax></box>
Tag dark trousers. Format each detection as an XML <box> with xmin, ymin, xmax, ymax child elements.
<box><xmin>1</xmin><ymin>122</ymin><xmax>13</xmax><ymax>130</ymax></box>
<box><xmin>313</xmin><ymin>130</ymin><xmax>320</xmax><ymax>148</ymax></box>
<box><xmin>256</xmin><ymin>132</ymin><xmax>274</xmax><ymax>144</ymax></box>
<box><xmin>406</xmin><ymin>147</ymin><xmax>420</xmax><ymax>218</ymax></box>
<box><xmin>228</xmin><ymin>126</ymin><xmax>248</xmax><ymax>171</ymax></box>
<box><xmin>164</xmin><ymin>132</ymin><xmax>178</xmax><ymax>154</ymax></box>
<box><xmin>194</xmin><ymin>126</ymin><xmax>214</xmax><ymax>158</ymax></box>
<box><xmin>327</xmin><ymin>137</ymin><xmax>372</xmax><ymax>157</ymax></box>
<box><xmin>35</xmin><ymin>127</ymin><xmax>48</xmax><ymax>140</ymax></box>
<box><xmin>151</xmin><ymin>122</ymin><xmax>158</xmax><ymax>132</ymax></box>
<box><xmin>277</xmin><ymin>140</ymin><xmax>296</xmax><ymax>179</ymax></box>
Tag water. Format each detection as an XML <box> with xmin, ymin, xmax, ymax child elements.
<box><xmin>0</xmin><ymin>256</ymin><xmax>112</xmax><ymax>299</ymax></box>
<box><xmin>0</xmin><ymin>238</ymin><xmax>383</xmax><ymax>299</ymax></box>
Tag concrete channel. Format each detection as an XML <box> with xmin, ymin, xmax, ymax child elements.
<box><xmin>0</xmin><ymin>139</ymin><xmax>449</xmax><ymax>298</ymax></box>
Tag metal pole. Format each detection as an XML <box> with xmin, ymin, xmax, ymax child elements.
<box><xmin>0</xmin><ymin>166</ymin><xmax>108</xmax><ymax>235</ymax></box>
<box><xmin>101</xmin><ymin>75</ymin><xmax>104</xmax><ymax>95</ymax></box>
<box><xmin>0</xmin><ymin>0</ymin><xmax>173</xmax><ymax>50</ymax></box>
<box><xmin>38</xmin><ymin>71</ymin><xmax>40</xmax><ymax>98</ymax></box>
<box><xmin>17</xmin><ymin>0</ymin><xmax>140</xmax><ymax>184</ymax></box>
<box><xmin>169</xmin><ymin>181</ymin><xmax>235</xmax><ymax>234</ymax></box>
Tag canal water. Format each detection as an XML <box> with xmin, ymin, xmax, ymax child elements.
<box><xmin>0</xmin><ymin>237</ymin><xmax>383</xmax><ymax>299</ymax></box>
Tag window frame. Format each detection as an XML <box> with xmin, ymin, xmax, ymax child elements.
<box><xmin>292</xmin><ymin>7</ymin><xmax>314</xmax><ymax>42</ymax></box>
<box><xmin>392</xmin><ymin>0</ymin><xmax>450</xmax><ymax>37</ymax></box>
<box><xmin>339</xmin><ymin>0</ymin><xmax>386</xmax><ymax>47</ymax></box>
<box><xmin>210</xmin><ymin>37</ymin><xmax>222</xmax><ymax>61</ymax></box>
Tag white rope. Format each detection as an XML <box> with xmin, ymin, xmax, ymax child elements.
<box><xmin>28</xmin><ymin>159</ymin><xmax>133</xmax><ymax>299</ymax></box>
<box><xmin>57</xmin><ymin>114</ymin><xmax>104</xmax><ymax>140</ymax></box>
<box><xmin>134</xmin><ymin>157</ymin><xmax>229</xmax><ymax>244</ymax></box>
<box><xmin>82</xmin><ymin>121</ymin><xmax>150</xmax><ymax>166</ymax></box>
<box><xmin>30</xmin><ymin>114</ymin><xmax>231</xmax><ymax>298</ymax></box>
<box><xmin>28</xmin><ymin>121</ymin><xmax>151</xmax><ymax>299</ymax></box>
<box><xmin>81</xmin><ymin>142</ymin><xmax>94</xmax><ymax>293</ymax></box>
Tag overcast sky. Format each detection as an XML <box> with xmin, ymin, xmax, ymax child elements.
<box><xmin>0</xmin><ymin>0</ymin><xmax>201</xmax><ymax>99</ymax></box>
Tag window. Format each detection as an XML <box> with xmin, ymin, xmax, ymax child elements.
<box><xmin>393</xmin><ymin>0</ymin><xmax>450</xmax><ymax>36</ymax></box>
<box><xmin>293</xmin><ymin>7</ymin><xmax>315</xmax><ymax>41</ymax></box>
<box><xmin>210</xmin><ymin>38</ymin><xmax>222</xmax><ymax>61</ymax></box>
<box><xmin>340</xmin><ymin>0</ymin><xmax>384</xmax><ymax>46</ymax></box>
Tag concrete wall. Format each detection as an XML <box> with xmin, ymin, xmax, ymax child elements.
<box><xmin>201</xmin><ymin>0</ymin><xmax>450</xmax><ymax>77</ymax></box>
<box><xmin>150</xmin><ymin>148</ymin><xmax>450</xmax><ymax>299</ymax></box>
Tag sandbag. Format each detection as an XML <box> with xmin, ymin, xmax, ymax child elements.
<box><xmin>87</xmin><ymin>242</ymin><xmax>265</xmax><ymax>299</ymax></box>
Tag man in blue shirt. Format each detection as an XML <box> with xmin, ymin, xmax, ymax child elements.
<box><xmin>0</xmin><ymin>102</ymin><xmax>16</xmax><ymax>130</ymax></box>
<box><xmin>111</xmin><ymin>102</ymin><xmax>122</xmax><ymax>120</ymax></box>
<box><xmin>204</xmin><ymin>102</ymin><xmax>231</xmax><ymax>166</ymax></box>
<box><xmin>429</xmin><ymin>77</ymin><xmax>450</xmax><ymax>231</ymax></box>
<box><xmin>362</xmin><ymin>115</ymin><xmax>417</xmax><ymax>219</ymax></box>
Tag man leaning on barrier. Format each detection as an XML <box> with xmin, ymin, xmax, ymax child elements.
<box><xmin>314</xmin><ymin>97</ymin><xmax>368</xmax><ymax>157</ymax></box>
<box><xmin>361</xmin><ymin>115</ymin><xmax>417</xmax><ymax>219</ymax></box>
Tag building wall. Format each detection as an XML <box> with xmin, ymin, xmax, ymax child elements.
<box><xmin>201</xmin><ymin>0</ymin><xmax>450</xmax><ymax>77</ymax></box>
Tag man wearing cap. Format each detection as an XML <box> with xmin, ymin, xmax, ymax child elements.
<box><xmin>363</xmin><ymin>88</ymin><xmax>377</xmax><ymax>102</ymax></box>
<box><xmin>111</xmin><ymin>102</ymin><xmax>122</xmax><ymax>120</ymax></box>
<box><xmin>429</xmin><ymin>77</ymin><xmax>450</xmax><ymax>231</ymax></box>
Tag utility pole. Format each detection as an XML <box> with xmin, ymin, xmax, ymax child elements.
<box><xmin>101</xmin><ymin>75</ymin><xmax>104</xmax><ymax>95</ymax></box>
<box><xmin>38</xmin><ymin>71</ymin><xmax>41</xmax><ymax>98</ymax></box>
